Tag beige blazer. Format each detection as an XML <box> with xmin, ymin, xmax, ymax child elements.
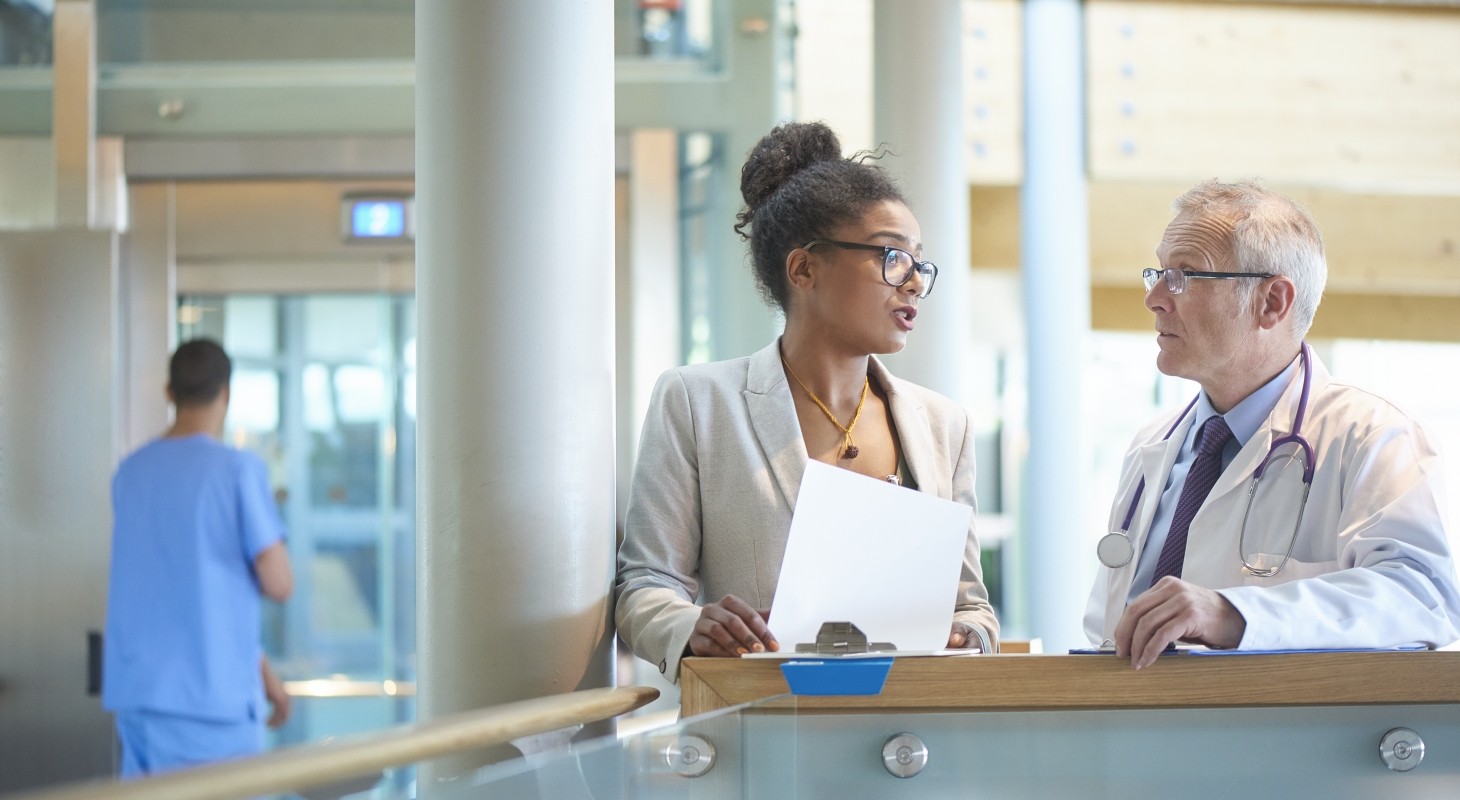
<box><xmin>615</xmin><ymin>339</ymin><xmax>999</xmax><ymax>682</ymax></box>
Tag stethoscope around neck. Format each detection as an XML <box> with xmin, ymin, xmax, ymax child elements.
<box><xmin>1095</xmin><ymin>343</ymin><xmax>1317</xmax><ymax>578</ymax></box>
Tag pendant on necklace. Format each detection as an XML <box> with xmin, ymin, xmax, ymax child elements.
<box><xmin>843</xmin><ymin>445</ymin><xmax>860</xmax><ymax>459</ymax></box>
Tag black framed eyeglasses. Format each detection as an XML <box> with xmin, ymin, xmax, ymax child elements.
<box><xmin>803</xmin><ymin>239</ymin><xmax>939</xmax><ymax>299</ymax></box>
<box><xmin>1143</xmin><ymin>267</ymin><xmax>1275</xmax><ymax>295</ymax></box>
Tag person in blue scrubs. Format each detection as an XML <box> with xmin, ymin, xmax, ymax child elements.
<box><xmin>103</xmin><ymin>338</ymin><xmax>294</xmax><ymax>777</ymax></box>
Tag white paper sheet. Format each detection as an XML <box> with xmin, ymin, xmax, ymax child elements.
<box><xmin>767</xmin><ymin>460</ymin><xmax>973</xmax><ymax>653</ymax></box>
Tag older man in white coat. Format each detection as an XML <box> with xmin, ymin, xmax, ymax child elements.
<box><xmin>1085</xmin><ymin>180</ymin><xmax>1460</xmax><ymax>669</ymax></box>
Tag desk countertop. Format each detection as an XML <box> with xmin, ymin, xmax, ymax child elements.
<box><xmin>679</xmin><ymin>651</ymin><xmax>1460</xmax><ymax>718</ymax></box>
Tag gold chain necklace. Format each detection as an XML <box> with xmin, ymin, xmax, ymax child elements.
<box><xmin>781</xmin><ymin>356</ymin><xmax>869</xmax><ymax>460</ymax></box>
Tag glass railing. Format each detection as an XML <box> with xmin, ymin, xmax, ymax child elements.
<box><xmin>344</xmin><ymin>687</ymin><xmax>1460</xmax><ymax>799</ymax></box>
<box><xmin>418</xmin><ymin>698</ymin><xmax>774</xmax><ymax>800</ymax></box>
<box><xmin>19</xmin><ymin>652</ymin><xmax>1460</xmax><ymax>799</ymax></box>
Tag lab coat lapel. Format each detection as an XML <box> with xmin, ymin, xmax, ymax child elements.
<box><xmin>1095</xmin><ymin>409</ymin><xmax>1194</xmax><ymax>639</ymax></box>
<box><xmin>1183</xmin><ymin>429</ymin><xmax>1270</xmax><ymax>588</ymax></box>
<box><xmin>1185</xmin><ymin>351</ymin><xmax>1333</xmax><ymax>586</ymax></box>
<box><xmin>1204</xmin><ymin>355</ymin><xmax>1315</xmax><ymax>508</ymax></box>
<box><xmin>1096</xmin><ymin>433</ymin><xmax>1187</xmax><ymax>639</ymax></box>
<box><xmin>744</xmin><ymin>341</ymin><xmax>809</xmax><ymax>509</ymax></box>
<box><xmin>1134</xmin><ymin>422</ymin><xmax>1188</xmax><ymax>539</ymax></box>
<box><xmin>1206</xmin><ymin>427</ymin><xmax>1273</xmax><ymax>507</ymax></box>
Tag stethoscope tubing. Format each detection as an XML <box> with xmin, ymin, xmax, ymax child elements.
<box><xmin>1098</xmin><ymin>343</ymin><xmax>1315</xmax><ymax>572</ymax></box>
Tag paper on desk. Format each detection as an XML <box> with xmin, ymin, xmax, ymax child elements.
<box><xmin>1186</xmin><ymin>644</ymin><xmax>1428</xmax><ymax>656</ymax></box>
<box><xmin>767</xmin><ymin>460</ymin><xmax>972</xmax><ymax>653</ymax></box>
<box><xmin>742</xmin><ymin>648</ymin><xmax>980</xmax><ymax>660</ymax></box>
<box><xmin>1067</xmin><ymin>644</ymin><xmax>1428</xmax><ymax>656</ymax></box>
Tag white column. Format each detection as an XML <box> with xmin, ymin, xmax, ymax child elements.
<box><xmin>416</xmin><ymin>0</ymin><xmax>615</xmax><ymax>781</ymax></box>
<box><xmin>873</xmin><ymin>0</ymin><xmax>971</xmax><ymax>403</ymax></box>
<box><xmin>1021</xmin><ymin>0</ymin><xmax>1090</xmax><ymax>652</ymax></box>
<box><xmin>617</xmin><ymin>131</ymin><xmax>681</xmax><ymax>527</ymax></box>
<box><xmin>119</xmin><ymin>182</ymin><xmax>176</xmax><ymax>453</ymax></box>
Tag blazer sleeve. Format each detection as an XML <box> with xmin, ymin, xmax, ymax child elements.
<box><xmin>615</xmin><ymin>370</ymin><xmax>706</xmax><ymax>682</ymax></box>
<box><xmin>948</xmin><ymin>404</ymin><xmax>1002</xmax><ymax>652</ymax></box>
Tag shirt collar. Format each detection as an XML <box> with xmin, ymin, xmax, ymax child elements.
<box><xmin>1193</xmin><ymin>354</ymin><xmax>1301</xmax><ymax>448</ymax></box>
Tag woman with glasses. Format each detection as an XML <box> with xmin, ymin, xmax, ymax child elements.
<box><xmin>614</xmin><ymin>122</ymin><xmax>999</xmax><ymax>682</ymax></box>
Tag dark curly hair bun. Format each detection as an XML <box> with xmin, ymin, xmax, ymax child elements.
<box><xmin>737</xmin><ymin>121</ymin><xmax>843</xmax><ymax>221</ymax></box>
<box><xmin>733</xmin><ymin>122</ymin><xmax>905</xmax><ymax>312</ymax></box>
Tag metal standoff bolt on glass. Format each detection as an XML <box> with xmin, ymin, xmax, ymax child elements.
<box><xmin>666</xmin><ymin>733</ymin><xmax>716</xmax><ymax>778</ymax></box>
<box><xmin>881</xmin><ymin>732</ymin><xmax>928</xmax><ymax>779</ymax></box>
<box><xmin>1379</xmin><ymin>728</ymin><xmax>1425</xmax><ymax>772</ymax></box>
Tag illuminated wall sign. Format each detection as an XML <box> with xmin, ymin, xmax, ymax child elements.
<box><xmin>342</xmin><ymin>193</ymin><xmax>414</xmax><ymax>242</ymax></box>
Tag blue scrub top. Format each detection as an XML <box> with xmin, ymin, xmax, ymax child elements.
<box><xmin>103</xmin><ymin>434</ymin><xmax>285</xmax><ymax>722</ymax></box>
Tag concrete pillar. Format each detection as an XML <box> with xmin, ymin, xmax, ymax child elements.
<box><xmin>415</xmin><ymin>0</ymin><xmax>615</xmax><ymax>781</ymax></box>
<box><xmin>873</xmin><ymin>0</ymin><xmax>971</xmax><ymax>403</ymax></box>
<box><xmin>1021</xmin><ymin>0</ymin><xmax>1091</xmax><ymax>652</ymax></box>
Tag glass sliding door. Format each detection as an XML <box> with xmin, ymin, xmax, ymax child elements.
<box><xmin>177</xmin><ymin>293</ymin><xmax>417</xmax><ymax>762</ymax></box>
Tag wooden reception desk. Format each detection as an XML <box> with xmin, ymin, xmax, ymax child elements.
<box><xmin>679</xmin><ymin>651</ymin><xmax>1460</xmax><ymax>718</ymax></box>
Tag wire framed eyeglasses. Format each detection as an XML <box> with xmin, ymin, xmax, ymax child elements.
<box><xmin>803</xmin><ymin>239</ymin><xmax>939</xmax><ymax>299</ymax></box>
<box><xmin>1143</xmin><ymin>267</ymin><xmax>1275</xmax><ymax>295</ymax></box>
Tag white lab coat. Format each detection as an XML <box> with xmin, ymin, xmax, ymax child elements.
<box><xmin>1085</xmin><ymin>352</ymin><xmax>1460</xmax><ymax>650</ymax></box>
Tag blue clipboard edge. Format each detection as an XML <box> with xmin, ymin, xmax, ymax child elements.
<box><xmin>779</xmin><ymin>657</ymin><xmax>894</xmax><ymax>696</ymax></box>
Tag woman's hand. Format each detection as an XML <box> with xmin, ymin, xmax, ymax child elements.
<box><xmin>946</xmin><ymin>622</ymin><xmax>983</xmax><ymax>652</ymax></box>
<box><xmin>689</xmin><ymin>595</ymin><xmax>779</xmax><ymax>656</ymax></box>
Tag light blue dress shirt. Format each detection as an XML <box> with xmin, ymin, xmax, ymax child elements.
<box><xmin>1126</xmin><ymin>356</ymin><xmax>1301</xmax><ymax>602</ymax></box>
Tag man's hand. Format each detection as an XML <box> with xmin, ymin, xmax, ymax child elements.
<box><xmin>688</xmin><ymin>595</ymin><xmax>779</xmax><ymax>657</ymax></box>
<box><xmin>261</xmin><ymin>656</ymin><xmax>291</xmax><ymax>729</ymax></box>
<box><xmin>946</xmin><ymin>622</ymin><xmax>984</xmax><ymax>652</ymax></box>
<box><xmin>1114</xmin><ymin>577</ymin><xmax>1246</xmax><ymax>669</ymax></box>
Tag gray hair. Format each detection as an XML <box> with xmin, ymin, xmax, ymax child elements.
<box><xmin>1173</xmin><ymin>180</ymin><xmax>1327</xmax><ymax>338</ymax></box>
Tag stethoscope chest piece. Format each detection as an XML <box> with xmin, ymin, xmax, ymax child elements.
<box><xmin>1097</xmin><ymin>531</ymin><xmax>1134</xmax><ymax>569</ymax></box>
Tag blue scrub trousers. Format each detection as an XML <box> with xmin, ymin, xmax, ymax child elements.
<box><xmin>115</xmin><ymin>709</ymin><xmax>264</xmax><ymax>778</ymax></box>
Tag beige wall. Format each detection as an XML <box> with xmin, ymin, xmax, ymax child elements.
<box><xmin>795</xmin><ymin>1</ymin><xmax>1460</xmax><ymax>341</ymax></box>
<box><xmin>968</xmin><ymin>183</ymin><xmax>1460</xmax><ymax>341</ymax></box>
<box><xmin>171</xmin><ymin>180</ymin><xmax>415</xmax><ymax>295</ymax></box>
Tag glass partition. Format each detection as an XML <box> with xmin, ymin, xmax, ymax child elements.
<box><xmin>0</xmin><ymin>0</ymin><xmax>51</xmax><ymax>66</ymax></box>
<box><xmin>615</xmin><ymin>0</ymin><xmax>720</xmax><ymax>67</ymax></box>
<box><xmin>437</xmin><ymin>698</ymin><xmax>778</xmax><ymax>800</ymax></box>
<box><xmin>177</xmin><ymin>293</ymin><xmax>416</xmax><ymax>793</ymax></box>
<box><xmin>289</xmin><ymin>687</ymin><xmax>1460</xmax><ymax>800</ymax></box>
<box><xmin>95</xmin><ymin>0</ymin><xmax>413</xmax><ymax>64</ymax></box>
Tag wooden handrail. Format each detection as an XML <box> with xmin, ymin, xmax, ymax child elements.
<box><xmin>7</xmin><ymin>685</ymin><xmax>659</xmax><ymax>800</ymax></box>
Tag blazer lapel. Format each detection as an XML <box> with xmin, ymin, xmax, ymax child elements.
<box><xmin>870</xmin><ymin>358</ymin><xmax>937</xmax><ymax>492</ymax></box>
<box><xmin>744</xmin><ymin>340</ymin><xmax>808</xmax><ymax>507</ymax></box>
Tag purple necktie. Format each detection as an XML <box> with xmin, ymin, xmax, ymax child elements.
<box><xmin>1151</xmin><ymin>415</ymin><xmax>1234</xmax><ymax>584</ymax></box>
